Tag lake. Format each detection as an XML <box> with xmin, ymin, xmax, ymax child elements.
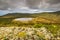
<box><xmin>14</xmin><ymin>18</ymin><xmax>33</xmax><ymax>22</ymax></box>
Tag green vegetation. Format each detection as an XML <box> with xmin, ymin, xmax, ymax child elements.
<box><xmin>0</xmin><ymin>11</ymin><xmax>60</xmax><ymax>39</ymax></box>
<box><xmin>0</xmin><ymin>11</ymin><xmax>60</xmax><ymax>26</ymax></box>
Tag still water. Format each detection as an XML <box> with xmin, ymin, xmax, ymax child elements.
<box><xmin>14</xmin><ymin>18</ymin><xmax>33</xmax><ymax>21</ymax></box>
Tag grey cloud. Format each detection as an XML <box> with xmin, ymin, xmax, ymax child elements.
<box><xmin>0</xmin><ymin>0</ymin><xmax>9</xmax><ymax>10</ymax></box>
<box><xmin>26</xmin><ymin>0</ymin><xmax>41</xmax><ymax>9</ymax></box>
<box><xmin>0</xmin><ymin>0</ymin><xmax>60</xmax><ymax>11</ymax></box>
<box><xmin>0</xmin><ymin>0</ymin><xmax>26</xmax><ymax>10</ymax></box>
<box><xmin>47</xmin><ymin>0</ymin><xmax>60</xmax><ymax>4</ymax></box>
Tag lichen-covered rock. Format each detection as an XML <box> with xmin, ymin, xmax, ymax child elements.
<box><xmin>0</xmin><ymin>27</ymin><xmax>59</xmax><ymax>40</ymax></box>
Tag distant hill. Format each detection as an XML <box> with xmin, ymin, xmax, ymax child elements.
<box><xmin>0</xmin><ymin>11</ymin><xmax>60</xmax><ymax>23</ymax></box>
<box><xmin>0</xmin><ymin>11</ymin><xmax>60</xmax><ymax>18</ymax></box>
<box><xmin>0</xmin><ymin>13</ymin><xmax>33</xmax><ymax>18</ymax></box>
<box><xmin>1</xmin><ymin>11</ymin><xmax>60</xmax><ymax>18</ymax></box>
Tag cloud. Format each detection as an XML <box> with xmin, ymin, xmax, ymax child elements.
<box><xmin>26</xmin><ymin>0</ymin><xmax>41</xmax><ymax>9</ymax></box>
<box><xmin>0</xmin><ymin>0</ymin><xmax>26</xmax><ymax>10</ymax></box>
<box><xmin>0</xmin><ymin>0</ymin><xmax>60</xmax><ymax>11</ymax></box>
<box><xmin>47</xmin><ymin>0</ymin><xmax>60</xmax><ymax>4</ymax></box>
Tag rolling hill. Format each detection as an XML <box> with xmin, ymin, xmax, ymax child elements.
<box><xmin>0</xmin><ymin>11</ymin><xmax>60</xmax><ymax>24</ymax></box>
<box><xmin>1</xmin><ymin>11</ymin><xmax>60</xmax><ymax>18</ymax></box>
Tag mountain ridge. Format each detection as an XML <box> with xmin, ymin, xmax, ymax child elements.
<box><xmin>1</xmin><ymin>11</ymin><xmax>60</xmax><ymax>18</ymax></box>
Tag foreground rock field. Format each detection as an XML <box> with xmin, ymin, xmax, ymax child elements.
<box><xmin>0</xmin><ymin>27</ymin><xmax>60</xmax><ymax>40</ymax></box>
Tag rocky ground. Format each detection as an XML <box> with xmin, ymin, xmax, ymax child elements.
<box><xmin>0</xmin><ymin>27</ymin><xmax>60</xmax><ymax>40</ymax></box>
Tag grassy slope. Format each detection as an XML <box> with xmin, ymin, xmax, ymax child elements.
<box><xmin>0</xmin><ymin>11</ymin><xmax>60</xmax><ymax>27</ymax></box>
<box><xmin>0</xmin><ymin>11</ymin><xmax>60</xmax><ymax>39</ymax></box>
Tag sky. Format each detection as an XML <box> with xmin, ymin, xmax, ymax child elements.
<box><xmin>0</xmin><ymin>0</ymin><xmax>60</xmax><ymax>15</ymax></box>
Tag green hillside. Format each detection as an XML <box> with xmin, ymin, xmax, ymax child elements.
<box><xmin>0</xmin><ymin>11</ymin><xmax>60</xmax><ymax>40</ymax></box>
<box><xmin>1</xmin><ymin>11</ymin><xmax>60</xmax><ymax>18</ymax></box>
<box><xmin>0</xmin><ymin>11</ymin><xmax>60</xmax><ymax>27</ymax></box>
<box><xmin>1</xmin><ymin>11</ymin><xmax>60</xmax><ymax>22</ymax></box>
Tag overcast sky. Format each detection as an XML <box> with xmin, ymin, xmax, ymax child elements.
<box><xmin>0</xmin><ymin>0</ymin><xmax>60</xmax><ymax>15</ymax></box>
